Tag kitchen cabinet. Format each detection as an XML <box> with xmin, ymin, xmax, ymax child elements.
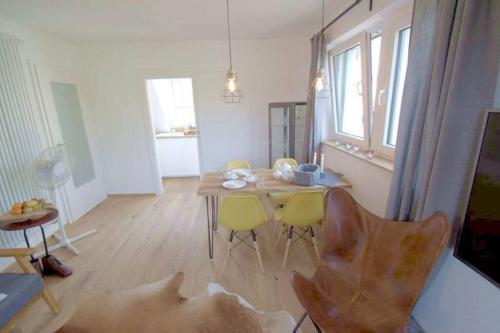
<box><xmin>156</xmin><ymin>135</ymin><xmax>200</xmax><ymax>177</ymax></box>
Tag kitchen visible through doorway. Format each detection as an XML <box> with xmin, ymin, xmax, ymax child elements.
<box><xmin>146</xmin><ymin>78</ymin><xmax>201</xmax><ymax>178</ymax></box>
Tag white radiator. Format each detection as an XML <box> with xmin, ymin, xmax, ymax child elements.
<box><xmin>0</xmin><ymin>32</ymin><xmax>49</xmax><ymax>249</ymax></box>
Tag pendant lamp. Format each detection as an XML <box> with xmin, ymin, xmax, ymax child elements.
<box><xmin>220</xmin><ymin>0</ymin><xmax>244</xmax><ymax>103</ymax></box>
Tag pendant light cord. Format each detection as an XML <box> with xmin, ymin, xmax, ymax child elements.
<box><xmin>318</xmin><ymin>0</ymin><xmax>325</xmax><ymax>70</ymax></box>
<box><xmin>226</xmin><ymin>0</ymin><xmax>232</xmax><ymax>68</ymax></box>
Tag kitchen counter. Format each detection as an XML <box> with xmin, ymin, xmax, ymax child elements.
<box><xmin>156</xmin><ymin>132</ymin><xmax>198</xmax><ymax>139</ymax></box>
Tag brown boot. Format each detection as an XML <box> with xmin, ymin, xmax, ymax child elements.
<box><xmin>42</xmin><ymin>255</ymin><xmax>73</xmax><ymax>277</ymax></box>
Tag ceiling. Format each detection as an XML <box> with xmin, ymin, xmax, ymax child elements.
<box><xmin>0</xmin><ymin>0</ymin><xmax>350</xmax><ymax>44</ymax></box>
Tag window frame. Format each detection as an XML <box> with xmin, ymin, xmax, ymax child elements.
<box><xmin>371</xmin><ymin>13</ymin><xmax>412</xmax><ymax>158</ymax></box>
<box><xmin>328</xmin><ymin>33</ymin><xmax>370</xmax><ymax>150</ymax></box>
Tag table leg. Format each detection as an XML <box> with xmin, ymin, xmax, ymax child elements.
<box><xmin>216</xmin><ymin>195</ymin><xmax>219</xmax><ymax>230</ymax></box>
<box><xmin>213</xmin><ymin>196</ymin><xmax>219</xmax><ymax>232</ymax></box>
<box><xmin>205</xmin><ymin>196</ymin><xmax>214</xmax><ymax>260</ymax></box>
<box><xmin>22</xmin><ymin>229</ymin><xmax>35</xmax><ymax>262</ymax></box>
<box><xmin>39</xmin><ymin>225</ymin><xmax>50</xmax><ymax>257</ymax></box>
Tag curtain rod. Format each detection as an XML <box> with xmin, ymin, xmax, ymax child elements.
<box><xmin>320</xmin><ymin>0</ymin><xmax>372</xmax><ymax>34</ymax></box>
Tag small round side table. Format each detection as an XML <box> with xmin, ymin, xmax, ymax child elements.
<box><xmin>1</xmin><ymin>208</ymin><xmax>73</xmax><ymax>277</ymax></box>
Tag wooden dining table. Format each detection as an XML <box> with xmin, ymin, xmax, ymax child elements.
<box><xmin>196</xmin><ymin>168</ymin><xmax>352</xmax><ymax>260</ymax></box>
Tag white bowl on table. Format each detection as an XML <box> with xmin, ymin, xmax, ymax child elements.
<box><xmin>223</xmin><ymin>171</ymin><xmax>239</xmax><ymax>180</ymax></box>
<box><xmin>243</xmin><ymin>174</ymin><xmax>258</xmax><ymax>183</ymax></box>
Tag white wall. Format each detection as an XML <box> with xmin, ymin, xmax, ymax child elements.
<box><xmin>0</xmin><ymin>17</ymin><xmax>107</xmax><ymax>224</ymax></box>
<box><xmin>83</xmin><ymin>38</ymin><xmax>309</xmax><ymax>194</ymax></box>
<box><xmin>322</xmin><ymin>144</ymin><xmax>392</xmax><ymax>216</ymax></box>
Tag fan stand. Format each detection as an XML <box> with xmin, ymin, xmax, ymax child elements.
<box><xmin>47</xmin><ymin>221</ymin><xmax>97</xmax><ymax>256</ymax></box>
<box><xmin>34</xmin><ymin>189</ymin><xmax>97</xmax><ymax>257</ymax></box>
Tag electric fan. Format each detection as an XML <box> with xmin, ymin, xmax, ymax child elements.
<box><xmin>32</xmin><ymin>144</ymin><xmax>97</xmax><ymax>255</ymax></box>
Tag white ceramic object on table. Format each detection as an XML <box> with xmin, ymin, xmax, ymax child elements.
<box><xmin>282</xmin><ymin>171</ymin><xmax>294</xmax><ymax>182</ymax></box>
<box><xmin>272</xmin><ymin>170</ymin><xmax>282</xmax><ymax>180</ymax></box>
<box><xmin>222</xmin><ymin>179</ymin><xmax>247</xmax><ymax>190</ymax></box>
<box><xmin>243</xmin><ymin>174</ymin><xmax>258</xmax><ymax>183</ymax></box>
<box><xmin>278</xmin><ymin>162</ymin><xmax>292</xmax><ymax>174</ymax></box>
<box><xmin>278</xmin><ymin>162</ymin><xmax>295</xmax><ymax>182</ymax></box>
<box><xmin>233</xmin><ymin>168</ymin><xmax>252</xmax><ymax>177</ymax></box>
<box><xmin>223</xmin><ymin>171</ymin><xmax>239</xmax><ymax>180</ymax></box>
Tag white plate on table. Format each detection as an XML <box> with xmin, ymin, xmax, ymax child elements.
<box><xmin>232</xmin><ymin>168</ymin><xmax>252</xmax><ymax>177</ymax></box>
<box><xmin>222</xmin><ymin>180</ymin><xmax>247</xmax><ymax>190</ymax></box>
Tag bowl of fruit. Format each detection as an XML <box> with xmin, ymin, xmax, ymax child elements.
<box><xmin>0</xmin><ymin>199</ymin><xmax>51</xmax><ymax>225</ymax></box>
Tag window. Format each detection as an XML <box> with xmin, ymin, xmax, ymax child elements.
<box><xmin>329</xmin><ymin>34</ymin><xmax>369</xmax><ymax>148</ymax></box>
<box><xmin>146</xmin><ymin>78</ymin><xmax>196</xmax><ymax>133</ymax></box>
<box><xmin>333</xmin><ymin>44</ymin><xmax>364</xmax><ymax>138</ymax></box>
<box><xmin>328</xmin><ymin>12</ymin><xmax>411</xmax><ymax>159</ymax></box>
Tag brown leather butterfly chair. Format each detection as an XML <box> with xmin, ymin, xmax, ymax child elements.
<box><xmin>291</xmin><ymin>188</ymin><xmax>450</xmax><ymax>333</ymax></box>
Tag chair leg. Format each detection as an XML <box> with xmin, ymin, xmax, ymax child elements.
<box><xmin>274</xmin><ymin>224</ymin><xmax>285</xmax><ymax>247</ymax></box>
<box><xmin>222</xmin><ymin>231</ymin><xmax>234</xmax><ymax>274</ymax></box>
<box><xmin>251</xmin><ymin>230</ymin><xmax>264</xmax><ymax>273</ymax></box>
<box><xmin>272</xmin><ymin>219</ymin><xmax>279</xmax><ymax>237</ymax></box>
<box><xmin>293</xmin><ymin>312</ymin><xmax>307</xmax><ymax>333</ymax></box>
<box><xmin>41</xmin><ymin>288</ymin><xmax>60</xmax><ymax>314</ymax></box>
<box><xmin>310</xmin><ymin>226</ymin><xmax>321</xmax><ymax>262</ymax></box>
<box><xmin>293</xmin><ymin>312</ymin><xmax>322</xmax><ymax>333</ymax></box>
<box><xmin>281</xmin><ymin>226</ymin><xmax>293</xmax><ymax>271</ymax></box>
<box><xmin>311</xmin><ymin>318</ymin><xmax>323</xmax><ymax>333</ymax></box>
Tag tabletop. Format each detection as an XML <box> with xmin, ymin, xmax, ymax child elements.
<box><xmin>196</xmin><ymin>168</ymin><xmax>352</xmax><ymax>196</ymax></box>
<box><xmin>0</xmin><ymin>208</ymin><xmax>59</xmax><ymax>231</ymax></box>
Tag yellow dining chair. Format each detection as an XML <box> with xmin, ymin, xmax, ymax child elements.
<box><xmin>219</xmin><ymin>195</ymin><xmax>267</xmax><ymax>273</ymax></box>
<box><xmin>270</xmin><ymin>158</ymin><xmax>298</xmax><ymax>236</ymax></box>
<box><xmin>225</xmin><ymin>160</ymin><xmax>251</xmax><ymax>171</ymax></box>
<box><xmin>274</xmin><ymin>191</ymin><xmax>324</xmax><ymax>270</ymax></box>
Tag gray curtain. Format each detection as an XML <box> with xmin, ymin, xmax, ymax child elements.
<box><xmin>302</xmin><ymin>32</ymin><xmax>326</xmax><ymax>163</ymax></box>
<box><xmin>386</xmin><ymin>0</ymin><xmax>500</xmax><ymax>225</ymax></box>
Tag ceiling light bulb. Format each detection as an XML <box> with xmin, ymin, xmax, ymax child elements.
<box><xmin>312</xmin><ymin>68</ymin><xmax>330</xmax><ymax>98</ymax></box>
<box><xmin>315</xmin><ymin>77</ymin><xmax>324</xmax><ymax>92</ymax></box>
<box><xmin>227</xmin><ymin>78</ymin><xmax>236</xmax><ymax>92</ymax></box>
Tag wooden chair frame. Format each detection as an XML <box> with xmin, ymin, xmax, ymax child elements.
<box><xmin>0</xmin><ymin>248</ymin><xmax>59</xmax><ymax>333</ymax></box>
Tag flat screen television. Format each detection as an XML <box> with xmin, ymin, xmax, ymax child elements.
<box><xmin>455</xmin><ymin>109</ymin><xmax>500</xmax><ymax>287</ymax></box>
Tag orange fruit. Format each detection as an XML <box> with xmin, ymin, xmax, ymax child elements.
<box><xmin>14</xmin><ymin>202</ymin><xmax>23</xmax><ymax>208</ymax></box>
<box><xmin>12</xmin><ymin>208</ymin><xmax>23</xmax><ymax>215</ymax></box>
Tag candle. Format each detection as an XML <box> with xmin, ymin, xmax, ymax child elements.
<box><xmin>320</xmin><ymin>154</ymin><xmax>324</xmax><ymax>173</ymax></box>
<box><xmin>313</xmin><ymin>152</ymin><xmax>317</xmax><ymax>165</ymax></box>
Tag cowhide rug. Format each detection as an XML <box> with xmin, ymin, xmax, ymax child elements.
<box><xmin>57</xmin><ymin>272</ymin><xmax>297</xmax><ymax>333</ymax></box>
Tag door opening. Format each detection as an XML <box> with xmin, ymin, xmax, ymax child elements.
<box><xmin>145</xmin><ymin>78</ymin><xmax>201</xmax><ymax>181</ymax></box>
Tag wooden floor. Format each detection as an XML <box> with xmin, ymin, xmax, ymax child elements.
<box><xmin>11</xmin><ymin>178</ymin><xmax>324</xmax><ymax>332</ymax></box>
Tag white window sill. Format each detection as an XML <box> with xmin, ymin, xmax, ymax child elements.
<box><xmin>322</xmin><ymin>140</ymin><xmax>394</xmax><ymax>172</ymax></box>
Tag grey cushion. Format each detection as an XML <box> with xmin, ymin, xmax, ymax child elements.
<box><xmin>0</xmin><ymin>273</ymin><xmax>43</xmax><ymax>329</ymax></box>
